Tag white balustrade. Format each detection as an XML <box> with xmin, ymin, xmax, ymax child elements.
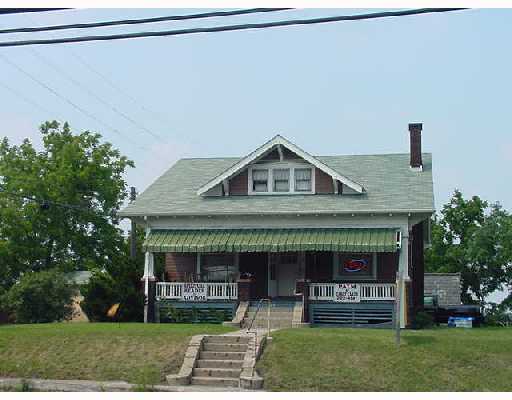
<box><xmin>309</xmin><ymin>283</ymin><xmax>395</xmax><ymax>301</ymax></box>
<box><xmin>156</xmin><ymin>282</ymin><xmax>238</xmax><ymax>301</ymax></box>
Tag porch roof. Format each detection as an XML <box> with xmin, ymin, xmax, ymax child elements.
<box><xmin>144</xmin><ymin>228</ymin><xmax>399</xmax><ymax>253</ymax></box>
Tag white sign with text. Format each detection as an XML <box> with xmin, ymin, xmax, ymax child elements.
<box><xmin>182</xmin><ymin>283</ymin><xmax>207</xmax><ymax>302</ymax></box>
<box><xmin>334</xmin><ymin>283</ymin><xmax>361</xmax><ymax>303</ymax></box>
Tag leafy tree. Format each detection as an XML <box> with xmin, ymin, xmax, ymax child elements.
<box><xmin>2</xmin><ymin>269</ymin><xmax>75</xmax><ymax>323</ymax></box>
<box><xmin>80</xmin><ymin>227</ymin><xmax>164</xmax><ymax>322</ymax></box>
<box><xmin>426</xmin><ymin>190</ymin><xmax>512</xmax><ymax>305</ymax></box>
<box><xmin>465</xmin><ymin>204</ymin><xmax>512</xmax><ymax>305</ymax></box>
<box><xmin>0</xmin><ymin>121</ymin><xmax>134</xmax><ymax>291</ymax></box>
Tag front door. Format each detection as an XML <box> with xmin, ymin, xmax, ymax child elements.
<box><xmin>277</xmin><ymin>253</ymin><xmax>299</xmax><ymax>297</ymax></box>
<box><xmin>239</xmin><ymin>252</ymin><xmax>268</xmax><ymax>299</ymax></box>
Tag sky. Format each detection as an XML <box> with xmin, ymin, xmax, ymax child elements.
<box><xmin>1</xmin><ymin>8</ymin><xmax>512</xmax><ymax>213</ymax></box>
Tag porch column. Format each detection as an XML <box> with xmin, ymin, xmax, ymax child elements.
<box><xmin>142</xmin><ymin>251</ymin><xmax>156</xmax><ymax>323</ymax></box>
<box><xmin>397</xmin><ymin>231</ymin><xmax>410</xmax><ymax>328</ymax></box>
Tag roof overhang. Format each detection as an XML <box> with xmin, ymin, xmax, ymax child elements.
<box><xmin>196</xmin><ymin>135</ymin><xmax>365</xmax><ymax>196</ymax></box>
<box><xmin>120</xmin><ymin>208</ymin><xmax>435</xmax><ymax>218</ymax></box>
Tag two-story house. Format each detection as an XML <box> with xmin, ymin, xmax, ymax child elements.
<box><xmin>119</xmin><ymin>123</ymin><xmax>434</xmax><ymax>328</ymax></box>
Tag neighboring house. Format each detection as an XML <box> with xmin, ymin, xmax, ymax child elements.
<box><xmin>119</xmin><ymin>123</ymin><xmax>434</xmax><ymax>328</ymax></box>
<box><xmin>424</xmin><ymin>273</ymin><xmax>462</xmax><ymax>306</ymax></box>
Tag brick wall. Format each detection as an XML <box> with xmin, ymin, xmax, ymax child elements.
<box><xmin>424</xmin><ymin>273</ymin><xmax>462</xmax><ymax>306</ymax></box>
<box><xmin>315</xmin><ymin>168</ymin><xmax>334</xmax><ymax>194</ymax></box>
<box><xmin>165</xmin><ymin>253</ymin><xmax>196</xmax><ymax>281</ymax></box>
<box><xmin>229</xmin><ymin>170</ymin><xmax>248</xmax><ymax>195</ymax></box>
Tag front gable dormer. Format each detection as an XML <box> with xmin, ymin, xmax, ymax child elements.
<box><xmin>197</xmin><ymin>135</ymin><xmax>364</xmax><ymax>197</ymax></box>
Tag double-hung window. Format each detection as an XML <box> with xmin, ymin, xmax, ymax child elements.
<box><xmin>294</xmin><ymin>168</ymin><xmax>312</xmax><ymax>192</ymax></box>
<box><xmin>249</xmin><ymin>164</ymin><xmax>314</xmax><ymax>194</ymax></box>
<box><xmin>252</xmin><ymin>169</ymin><xmax>268</xmax><ymax>192</ymax></box>
<box><xmin>273</xmin><ymin>169</ymin><xmax>290</xmax><ymax>192</ymax></box>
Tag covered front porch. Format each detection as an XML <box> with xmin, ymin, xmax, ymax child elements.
<box><xmin>143</xmin><ymin>227</ymin><xmax>410</xmax><ymax>327</ymax></box>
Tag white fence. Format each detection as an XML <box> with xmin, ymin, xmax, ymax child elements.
<box><xmin>309</xmin><ymin>283</ymin><xmax>395</xmax><ymax>301</ymax></box>
<box><xmin>156</xmin><ymin>282</ymin><xmax>238</xmax><ymax>301</ymax></box>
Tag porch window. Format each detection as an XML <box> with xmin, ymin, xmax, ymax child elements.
<box><xmin>335</xmin><ymin>253</ymin><xmax>377</xmax><ymax>281</ymax></box>
<box><xmin>200</xmin><ymin>253</ymin><xmax>238</xmax><ymax>282</ymax></box>
<box><xmin>273</xmin><ymin>168</ymin><xmax>290</xmax><ymax>192</ymax></box>
<box><xmin>294</xmin><ymin>168</ymin><xmax>312</xmax><ymax>192</ymax></box>
<box><xmin>252</xmin><ymin>169</ymin><xmax>268</xmax><ymax>192</ymax></box>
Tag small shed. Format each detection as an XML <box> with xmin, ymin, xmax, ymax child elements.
<box><xmin>424</xmin><ymin>273</ymin><xmax>462</xmax><ymax>306</ymax></box>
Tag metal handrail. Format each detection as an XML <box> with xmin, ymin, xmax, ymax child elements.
<box><xmin>246</xmin><ymin>298</ymin><xmax>272</xmax><ymax>358</ymax></box>
<box><xmin>246</xmin><ymin>298</ymin><xmax>272</xmax><ymax>337</ymax></box>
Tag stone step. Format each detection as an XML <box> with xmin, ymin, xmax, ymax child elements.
<box><xmin>203</xmin><ymin>343</ymin><xmax>248</xmax><ymax>352</ymax></box>
<box><xmin>248</xmin><ymin>307</ymin><xmax>295</xmax><ymax>313</ymax></box>
<box><xmin>191</xmin><ymin>376</ymin><xmax>240</xmax><ymax>387</ymax></box>
<box><xmin>244</xmin><ymin>321</ymin><xmax>292</xmax><ymax>329</ymax></box>
<box><xmin>193</xmin><ymin>367</ymin><xmax>241</xmax><ymax>378</ymax></box>
<box><xmin>244</xmin><ymin>318</ymin><xmax>293</xmax><ymax>327</ymax></box>
<box><xmin>196</xmin><ymin>359</ymin><xmax>244</xmax><ymax>369</ymax></box>
<box><xmin>199</xmin><ymin>351</ymin><xmax>246</xmax><ymax>361</ymax></box>
<box><xmin>245</xmin><ymin>314</ymin><xmax>293</xmax><ymax>320</ymax></box>
<box><xmin>203</xmin><ymin>335</ymin><xmax>250</xmax><ymax>344</ymax></box>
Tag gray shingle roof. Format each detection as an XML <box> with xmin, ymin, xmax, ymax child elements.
<box><xmin>119</xmin><ymin>153</ymin><xmax>434</xmax><ymax>217</ymax></box>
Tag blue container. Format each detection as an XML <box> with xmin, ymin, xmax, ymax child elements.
<box><xmin>448</xmin><ymin>316</ymin><xmax>474</xmax><ymax>328</ymax></box>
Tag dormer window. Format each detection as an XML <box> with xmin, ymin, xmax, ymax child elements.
<box><xmin>248</xmin><ymin>163</ymin><xmax>315</xmax><ymax>195</ymax></box>
<box><xmin>252</xmin><ymin>169</ymin><xmax>268</xmax><ymax>192</ymax></box>
<box><xmin>294</xmin><ymin>168</ymin><xmax>312</xmax><ymax>192</ymax></box>
<box><xmin>273</xmin><ymin>169</ymin><xmax>290</xmax><ymax>192</ymax></box>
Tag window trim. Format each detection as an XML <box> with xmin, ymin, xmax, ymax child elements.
<box><xmin>251</xmin><ymin>168</ymin><xmax>269</xmax><ymax>193</ymax></box>
<box><xmin>294</xmin><ymin>167</ymin><xmax>313</xmax><ymax>192</ymax></box>
<box><xmin>272</xmin><ymin>168</ymin><xmax>290</xmax><ymax>192</ymax></box>
<box><xmin>247</xmin><ymin>163</ymin><xmax>315</xmax><ymax>195</ymax></box>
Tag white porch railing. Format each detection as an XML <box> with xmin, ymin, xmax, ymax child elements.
<box><xmin>156</xmin><ymin>282</ymin><xmax>238</xmax><ymax>301</ymax></box>
<box><xmin>309</xmin><ymin>283</ymin><xmax>395</xmax><ymax>301</ymax></box>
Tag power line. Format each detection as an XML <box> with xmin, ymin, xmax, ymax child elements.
<box><xmin>0</xmin><ymin>185</ymin><xmax>110</xmax><ymax>219</ymax></box>
<box><xmin>0</xmin><ymin>8</ymin><xmax>468</xmax><ymax>48</ymax></box>
<box><xmin>68</xmin><ymin>49</ymin><xmax>176</xmax><ymax>127</ymax></box>
<box><xmin>0</xmin><ymin>53</ymin><xmax>151</xmax><ymax>152</ymax></box>
<box><xmin>0</xmin><ymin>79</ymin><xmax>55</xmax><ymax>115</ymax></box>
<box><xmin>0</xmin><ymin>9</ymin><xmax>69</xmax><ymax>16</ymax></box>
<box><xmin>23</xmin><ymin>12</ymin><xmax>175</xmax><ymax>140</ymax></box>
<box><xmin>0</xmin><ymin>8</ymin><xmax>292</xmax><ymax>35</ymax></box>
<box><xmin>27</xmin><ymin>48</ymin><xmax>165</xmax><ymax>142</ymax></box>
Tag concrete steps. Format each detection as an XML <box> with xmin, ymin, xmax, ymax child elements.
<box><xmin>203</xmin><ymin>336</ymin><xmax>249</xmax><ymax>344</ymax></box>
<box><xmin>246</xmin><ymin>321</ymin><xmax>292</xmax><ymax>329</ymax></box>
<box><xmin>203</xmin><ymin>343</ymin><xmax>247</xmax><ymax>352</ymax></box>
<box><xmin>246</xmin><ymin>312</ymin><xmax>295</xmax><ymax>319</ymax></box>
<box><xmin>243</xmin><ymin>302</ymin><xmax>297</xmax><ymax>330</ymax></box>
<box><xmin>190</xmin><ymin>335</ymin><xmax>248</xmax><ymax>388</ymax></box>
<box><xmin>193</xmin><ymin>367</ymin><xmax>241</xmax><ymax>378</ymax></box>
<box><xmin>200</xmin><ymin>351</ymin><xmax>246</xmax><ymax>360</ymax></box>
<box><xmin>191</xmin><ymin>376</ymin><xmax>240</xmax><ymax>387</ymax></box>
<box><xmin>196</xmin><ymin>359</ymin><xmax>243</xmax><ymax>369</ymax></box>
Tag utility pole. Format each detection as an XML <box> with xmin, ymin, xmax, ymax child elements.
<box><xmin>395</xmin><ymin>272</ymin><xmax>401</xmax><ymax>346</ymax></box>
<box><xmin>129</xmin><ymin>187</ymin><xmax>137</xmax><ymax>259</ymax></box>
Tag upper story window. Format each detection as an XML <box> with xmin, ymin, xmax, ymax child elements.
<box><xmin>248</xmin><ymin>163</ymin><xmax>315</xmax><ymax>195</ymax></box>
<box><xmin>252</xmin><ymin>169</ymin><xmax>268</xmax><ymax>192</ymax></box>
<box><xmin>273</xmin><ymin>169</ymin><xmax>290</xmax><ymax>192</ymax></box>
<box><xmin>294</xmin><ymin>168</ymin><xmax>312</xmax><ymax>192</ymax></box>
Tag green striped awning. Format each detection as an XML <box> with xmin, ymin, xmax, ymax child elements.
<box><xmin>143</xmin><ymin>228</ymin><xmax>398</xmax><ymax>253</ymax></box>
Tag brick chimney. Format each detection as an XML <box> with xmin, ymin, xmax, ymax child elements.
<box><xmin>409</xmin><ymin>123</ymin><xmax>423</xmax><ymax>170</ymax></box>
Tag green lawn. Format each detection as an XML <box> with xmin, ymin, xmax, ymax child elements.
<box><xmin>257</xmin><ymin>327</ymin><xmax>512</xmax><ymax>391</ymax></box>
<box><xmin>0</xmin><ymin>323</ymin><xmax>234</xmax><ymax>385</ymax></box>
